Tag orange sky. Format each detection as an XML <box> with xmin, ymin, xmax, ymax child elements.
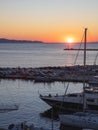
<box><xmin>0</xmin><ymin>0</ymin><xmax>98</xmax><ymax>43</ymax></box>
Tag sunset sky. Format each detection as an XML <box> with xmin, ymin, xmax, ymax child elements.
<box><xmin>0</xmin><ymin>0</ymin><xmax>98</xmax><ymax>43</ymax></box>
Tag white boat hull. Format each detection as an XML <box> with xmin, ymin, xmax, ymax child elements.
<box><xmin>40</xmin><ymin>92</ymin><xmax>98</xmax><ymax>113</ymax></box>
<box><xmin>59</xmin><ymin>113</ymin><xmax>98</xmax><ymax>130</ymax></box>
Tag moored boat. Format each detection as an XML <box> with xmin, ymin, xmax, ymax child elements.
<box><xmin>40</xmin><ymin>90</ymin><xmax>98</xmax><ymax>113</ymax></box>
<box><xmin>59</xmin><ymin>112</ymin><xmax>98</xmax><ymax>130</ymax></box>
<box><xmin>40</xmin><ymin>28</ymin><xmax>98</xmax><ymax>114</ymax></box>
<box><xmin>88</xmin><ymin>76</ymin><xmax>98</xmax><ymax>86</ymax></box>
<box><xmin>59</xmin><ymin>28</ymin><xmax>98</xmax><ymax>130</ymax></box>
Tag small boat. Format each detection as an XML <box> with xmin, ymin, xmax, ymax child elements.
<box><xmin>88</xmin><ymin>76</ymin><xmax>98</xmax><ymax>86</ymax></box>
<box><xmin>59</xmin><ymin>112</ymin><xmax>98</xmax><ymax>130</ymax></box>
<box><xmin>8</xmin><ymin>121</ymin><xmax>48</xmax><ymax>130</ymax></box>
<box><xmin>0</xmin><ymin>104</ymin><xmax>19</xmax><ymax>113</ymax></box>
<box><xmin>59</xmin><ymin>28</ymin><xmax>98</xmax><ymax>130</ymax></box>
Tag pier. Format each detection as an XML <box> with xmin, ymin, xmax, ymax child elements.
<box><xmin>64</xmin><ymin>48</ymin><xmax>98</xmax><ymax>51</ymax></box>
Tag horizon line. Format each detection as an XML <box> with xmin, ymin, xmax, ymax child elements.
<box><xmin>0</xmin><ymin>37</ymin><xmax>98</xmax><ymax>44</ymax></box>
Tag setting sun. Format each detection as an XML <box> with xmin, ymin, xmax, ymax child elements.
<box><xmin>66</xmin><ymin>37</ymin><xmax>74</xmax><ymax>43</ymax></box>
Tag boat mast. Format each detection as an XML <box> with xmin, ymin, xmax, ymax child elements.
<box><xmin>84</xmin><ymin>28</ymin><xmax>87</xmax><ymax>68</ymax></box>
<box><xmin>83</xmin><ymin>28</ymin><xmax>87</xmax><ymax>111</ymax></box>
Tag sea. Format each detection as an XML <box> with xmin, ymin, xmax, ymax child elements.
<box><xmin>0</xmin><ymin>42</ymin><xmax>98</xmax><ymax>129</ymax></box>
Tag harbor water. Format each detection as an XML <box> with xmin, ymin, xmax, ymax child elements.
<box><xmin>0</xmin><ymin>42</ymin><xmax>98</xmax><ymax>129</ymax></box>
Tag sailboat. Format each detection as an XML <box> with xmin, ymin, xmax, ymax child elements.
<box><xmin>59</xmin><ymin>28</ymin><xmax>98</xmax><ymax>130</ymax></box>
<box><xmin>40</xmin><ymin>29</ymin><xmax>98</xmax><ymax>113</ymax></box>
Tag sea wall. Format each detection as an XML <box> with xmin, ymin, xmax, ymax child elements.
<box><xmin>0</xmin><ymin>65</ymin><xmax>98</xmax><ymax>83</ymax></box>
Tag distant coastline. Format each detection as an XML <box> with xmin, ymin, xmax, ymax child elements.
<box><xmin>0</xmin><ymin>38</ymin><xmax>44</xmax><ymax>43</ymax></box>
<box><xmin>0</xmin><ymin>38</ymin><xmax>98</xmax><ymax>44</ymax></box>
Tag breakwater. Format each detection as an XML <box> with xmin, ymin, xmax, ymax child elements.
<box><xmin>0</xmin><ymin>65</ymin><xmax>98</xmax><ymax>82</ymax></box>
<box><xmin>64</xmin><ymin>48</ymin><xmax>98</xmax><ymax>51</ymax></box>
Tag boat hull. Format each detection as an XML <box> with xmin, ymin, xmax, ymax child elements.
<box><xmin>59</xmin><ymin>114</ymin><xmax>98</xmax><ymax>130</ymax></box>
<box><xmin>40</xmin><ymin>95</ymin><xmax>98</xmax><ymax>113</ymax></box>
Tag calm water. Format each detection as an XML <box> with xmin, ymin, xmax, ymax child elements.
<box><xmin>0</xmin><ymin>43</ymin><xmax>98</xmax><ymax>129</ymax></box>
<box><xmin>0</xmin><ymin>80</ymin><xmax>83</xmax><ymax>129</ymax></box>
<box><xmin>0</xmin><ymin>43</ymin><xmax>98</xmax><ymax>67</ymax></box>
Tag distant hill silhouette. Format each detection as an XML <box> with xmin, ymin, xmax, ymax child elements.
<box><xmin>0</xmin><ymin>38</ymin><xmax>44</xmax><ymax>43</ymax></box>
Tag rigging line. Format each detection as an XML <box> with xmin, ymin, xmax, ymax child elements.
<box><xmin>72</xmin><ymin>33</ymin><xmax>84</xmax><ymax>66</ymax></box>
<box><xmin>59</xmin><ymin>30</ymin><xmax>85</xmax><ymax>112</ymax></box>
<box><xmin>94</xmin><ymin>52</ymin><xmax>98</xmax><ymax>65</ymax></box>
<box><xmin>64</xmin><ymin>32</ymin><xmax>85</xmax><ymax>96</ymax></box>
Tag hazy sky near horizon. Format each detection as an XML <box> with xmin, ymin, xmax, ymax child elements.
<box><xmin>0</xmin><ymin>0</ymin><xmax>98</xmax><ymax>42</ymax></box>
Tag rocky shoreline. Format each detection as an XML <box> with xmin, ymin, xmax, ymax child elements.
<box><xmin>0</xmin><ymin>65</ymin><xmax>98</xmax><ymax>83</ymax></box>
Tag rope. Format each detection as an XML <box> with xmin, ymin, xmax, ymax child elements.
<box><xmin>94</xmin><ymin>52</ymin><xmax>98</xmax><ymax>65</ymax></box>
<box><xmin>59</xmin><ymin>30</ymin><xmax>85</xmax><ymax>112</ymax></box>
